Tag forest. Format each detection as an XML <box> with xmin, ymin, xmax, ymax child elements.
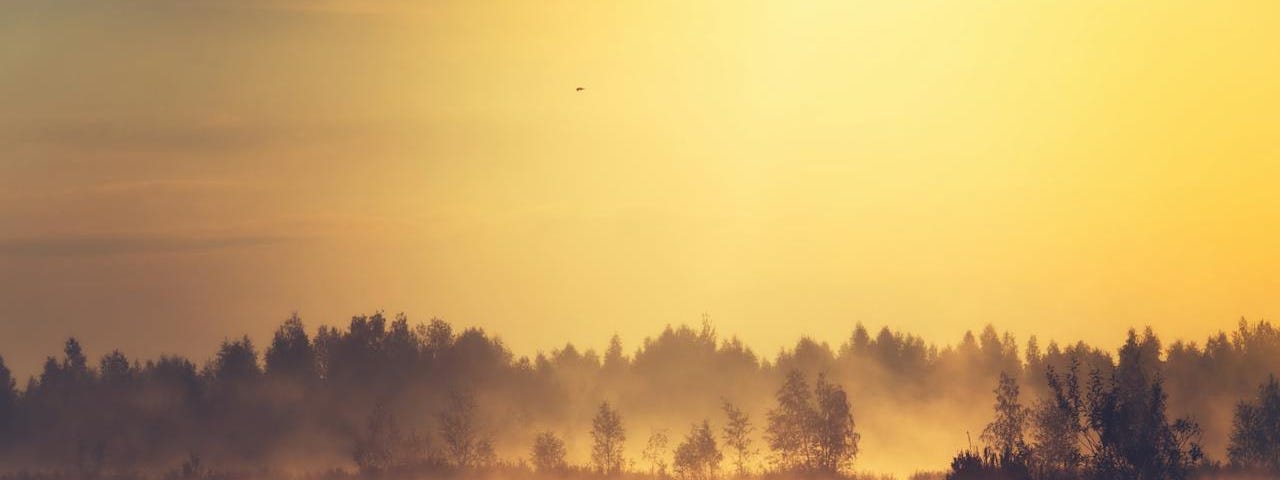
<box><xmin>1</xmin><ymin>314</ymin><xmax>1279</xmax><ymax>480</ymax></box>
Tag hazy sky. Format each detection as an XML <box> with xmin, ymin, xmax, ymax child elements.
<box><xmin>2</xmin><ymin>0</ymin><xmax>1278</xmax><ymax>378</ymax></box>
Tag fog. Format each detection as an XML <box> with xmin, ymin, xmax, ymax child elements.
<box><xmin>1</xmin><ymin>313</ymin><xmax>1278</xmax><ymax>480</ymax></box>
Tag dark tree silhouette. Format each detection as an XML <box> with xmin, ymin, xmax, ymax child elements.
<box><xmin>264</xmin><ymin>313</ymin><xmax>317</xmax><ymax>383</ymax></box>
<box><xmin>946</xmin><ymin>447</ymin><xmax>1033</xmax><ymax>480</ymax></box>
<box><xmin>1228</xmin><ymin>375</ymin><xmax>1280</xmax><ymax>472</ymax></box>
<box><xmin>439</xmin><ymin>391</ymin><xmax>493</xmax><ymax>469</ymax></box>
<box><xmin>956</xmin><ymin>332</ymin><xmax>1204</xmax><ymax>480</ymax></box>
<box><xmin>982</xmin><ymin>372</ymin><xmax>1029</xmax><ymax>459</ymax></box>
<box><xmin>1032</xmin><ymin>361</ymin><xmax>1085</xmax><ymax>475</ymax></box>
<box><xmin>209</xmin><ymin>336</ymin><xmax>260</xmax><ymax>384</ymax></box>
<box><xmin>947</xmin><ymin>373</ymin><xmax>1034</xmax><ymax>480</ymax></box>
<box><xmin>1086</xmin><ymin>330</ymin><xmax>1202</xmax><ymax>480</ymax></box>
<box><xmin>0</xmin><ymin>355</ymin><xmax>15</xmax><ymax>437</ymax></box>
<box><xmin>63</xmin><ymin>338</ymin><xmax>90</xmax><ymax>384</ymax></box>
<box><xmin>98</xmin><ymin>350</ymin><xmax>134</xmax><ymax>386</ymax></box>
<box><xmin>0</xmin><ymin>315</ymin><xmax>1274</xmax><ymax>477</ymax></box>
<box><xmin>353</xmin><ymin>403</ymin><xmax>399</xmax><ymax>475</ymax></box>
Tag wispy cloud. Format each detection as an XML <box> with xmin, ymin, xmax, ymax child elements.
<box><xmin>81</xmin><ymin>179</ymin><xmax>253</xmax><ymax>195</ymax></box>
<box><xmin>2</xmin><ymin>120</ymin><xmax>280</xmax><ymax>154</ymax></box>
<box><xmin>175</xmin><ymin>0</ymin><xmax>423</xmax><ymax>15</ymax></box>
<box><xmin>0</xmin><ymin>233</ymin><xmax>291</xmax><ymax>257</ymax></box>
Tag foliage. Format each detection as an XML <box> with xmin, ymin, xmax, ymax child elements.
<box><xmin>353</xmin><ymin>403</ymin><xmax>399</xmax><ymax>475</ymax></box>
<box><xmin>591</xmin><ymin>402</ymin><xmax>627</xmax><ymax>476</ymax></box>
<box><xmin>720</xmin><ymin>402</ymin><xmax>756</xmax><ymax>477</ymax></box>
<box><xmin>982</xmin><ymin>373</ymin><xmax>1030</xmax><ymax>459</ymax></box>
<box><xmin>765</xmin><ymin>370</ymin><xmax>859</xmax><ymax>474</ymax></box>
<box><xmin>674</xmin><ymin>421</ymin><xmax>722</xmax><ymax>480</ymax></box>
<box><xmin>439</xmin><ymin>391</ymin><xmax>494</xmax><ymax>469</ymax></box>
<box><xmin>530</xmin><ymin>431</ymin><xmax>568</xmax><ymax>473</ymax></box>
<box><xmin>642</xmin><ymin>429</ymin><xmax>671</xmax><ymax>477</ymax></box>
<box><xmin>1227</xmin><ymin>375</ymin><xmax>1280</xmax><ymax>472</ymax></box>
<box><xmin>2</xmin><ymin>314</ymin><xmax>1279</xmax><ymax>477</ymax></box>
<box><xmin>955</xmin><ymin>330</ymin><xmax>1206</xmax><ymax>480</ymax></box>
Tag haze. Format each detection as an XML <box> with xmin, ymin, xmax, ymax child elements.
<box><xmin>2</xmin><ymin>0</ymin><xmax>1279</xmax><ymax>378</ymax></box>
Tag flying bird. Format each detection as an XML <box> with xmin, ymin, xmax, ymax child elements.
<box><xmin>575</xmin><ymin>87</ymin><xmax>585</xmax><ymax>92</ymax></box>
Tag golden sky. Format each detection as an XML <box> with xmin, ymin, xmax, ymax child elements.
<box><xmin>1</xmin><ymin>0</ymin><xmax>1278</xmax><ymax>377</ymax></box>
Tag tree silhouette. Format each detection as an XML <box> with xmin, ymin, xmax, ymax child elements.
<box><xmin>604</xmin><ymin>334</ymin><xmax>627</xmax><ymax>375</ymax></box>
<box><xmin>0</xmin><ymin>355</ymin><xmax>15</xmax><ymax>436</ymax></box>
<box><xmin>765</xmin><ymin>370</ymin><xmax>815</xmax><ymax>472</ymax></box>
<box><xmin>353</xmin><ymin>403</ymin><xmax>398</xmax><ymax>475</ymax></box>
<box><xmin>1228</xmin><ymin>375</ymin><xmax>1280</xmax><ymax>472</ymax></box>
<box><xmin>265</xmin><ymin>313</ymin><xmax>317</xmax><ymax>383</ymax></box>
<box><xmin>981</xmin><ymin>372</ymin><xmax>1029</xmax><ymax>459</ymax></box>
<box><xmin>674</xmin><ymin>420</ymin><xmax>722</xmax><ymax>480</ymax></box>
<box><xmin>1032</xmin><ymin>361</ymin><xmax>1084</xmax><ymax>475</ymax></box>
<box><xmin>720</xmin><ymin>401</ymin><xmax>756</xmax><ymax>477</ymax></box>
<box><xmin>422</xmin><ymin>318</ymin><xmax>454</xmax><ymax>360</ymax></box>
<box><xmin>439</xmin><ymin>391</ymin><xmax>493</xmax><ymax>469</ymax></box>
<box><xmin>642</xmin><ymin>428</ymin><xmax>672</xmax><ymax>477</ymax></box>
<box><xmin>209</xmin><ymin>336</ymin><xmax>260</xmax><ymax>384</ymax></box>
<box><xmin>946</xmin><ymin>447</ymin><xmax>1032</xmax><ymax>480</ymax></box>
<box><xmin>947</xmin><ymin>372</ymin><xmax>1034</xmax><ymax>480</ymax></box>
<box><xmin>812</xmin><ymin>373</ymin><xmax>859</xmax><ymax>473</ymax></box>
<box><xmin>1086</xmin><ymin>330</ymin><xmax>1202</xmax><ymax>480</ymax></box>
<box><xmin>63</xmin><ymin>338</ymin><xmax>90</xmax><ymax>385</ymax></box>
<box><xmin>765</xmin><ymin>370</ymin><xmax>860</xmax><ymax>474</ymax></box>
<box><xmin>531</xmin><ymin>431</ymin><xmax>568</xmax><ymax>473</ymax></box>
<box><xmin>98</xmin><ymin>350</ymin><xmax>134</xmax><ymax>386</ymax></box>
<box><xmin>0</xmin><ymin>315</ymin><xmax>1275</xmax><ymax>477</ymax></box>
<box><xmin>964</xmin><ymin>333</ymin><xmax>1205</xmax><ymax>480</ymax></box>
<box><xmin>591</xmin><ymin>401</ymin><xmax>627</xmax><ymax>476</ymax></box>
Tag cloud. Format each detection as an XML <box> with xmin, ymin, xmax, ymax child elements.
<box><xmin>0</xmin><ymin>115</ymin><xmax>408</xmax><ymax>161</ymax></box>
<box><xmin>176</xmin><ymin>0</ymin><xmax>422</xmax><ymax>15</ymax></box>
<box><xmin>2</xmin><ymin>120</ymin><xmax>280</xmax><ymax>155</ymax></box>
<box><xmin>0</xmin><ymin>233</ymin><xmax>292</xmax><ymax>257</ymax></box>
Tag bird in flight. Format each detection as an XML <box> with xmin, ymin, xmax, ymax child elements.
<box><xmin>575</xmin><ymin>87</ymin><xmax>585</xmax><ymax>92</ymax></box>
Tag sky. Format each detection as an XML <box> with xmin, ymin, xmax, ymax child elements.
<box><xmin>1</xmin><ymin>0</ymin><xmax>1279</xmax><ymax>379</ymax></box>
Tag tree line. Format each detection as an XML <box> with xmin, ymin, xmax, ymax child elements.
<box><xmin>0</xmin><ymin>313</ymin><xmax>1279</xmax><ymax>479</ymax></box>
<box><xmin>949</xmin><ymin>327</ymin><xmax>1280</xmax><ymax>480</ymax></box>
